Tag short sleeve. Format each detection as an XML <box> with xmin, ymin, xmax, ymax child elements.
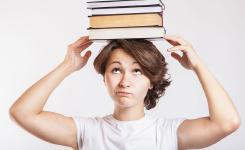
<box><xmin>72</xmin><ymin>116</ymin><xmax>84</xmax><ymax>149</ymax></box>
<box><xmin>72</xmin><ymin>116</ymin><xmax>101</xmax><ymax>150</ymax></box>
<box><xmin>157</xmin><ymin>117</ymin><xmax>186</xmax><ymax>150</ymax></box>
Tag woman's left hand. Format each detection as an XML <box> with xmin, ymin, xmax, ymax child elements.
<box><xmin>164</xmin><ymin>35</ymin><xmax>202</xmax><ymax>70</ymax></box>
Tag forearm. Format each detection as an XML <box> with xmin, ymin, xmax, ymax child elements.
<box><xmin>193</xmin><ymin>60</ymin><xmax>240</xmax><ymax>131</ymax></box>
<box><xmin>10</xmin><ymin>62</ymin><xmax>73</xmax><ymax>116</ymax></box>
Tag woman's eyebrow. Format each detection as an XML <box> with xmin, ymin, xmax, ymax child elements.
<box><xmin>108</xmin><ymin>61</ymin><xmax>121</xmax><ymax>66</ymax></box>
<box><xmin>108</xmin><ymin>60</ymin><xmax>139</xmax><ymax>66</ymax></box>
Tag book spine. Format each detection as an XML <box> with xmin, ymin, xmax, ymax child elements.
<box><xmin>87</xmin><ymin>26</ymin><xmax>164</xmax><ymax>30</ymax></box>
<box><xmin>88</xmin><ymin>12</ymin><xmax>163</xmax><ymax>16</ymax></box>
<box><xmin>87</xmin><ymin>4</ymin><xmax>162</xmax><ymax>9</ymax></box>
<box><xmin>88</xmin><ymin>12</ymin><xmax>163</xmax><ymax>17</ymax></box>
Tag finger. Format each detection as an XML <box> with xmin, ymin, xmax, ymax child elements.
<box><xmin>77</xmin><ymin>40</ymin><xmax>93</xmax><ymax>50</ymax></box>
<box><xmin>76</xmin><ymin>36</ymin><xmax>89</xmax><ymax>42</ymax></box>
<box><xmin>73</xmin><ymin>41</ymin><xmax>93</xmax><ymax>53</ymax></box>
<box><xmin>167</xmin><ymin>45</ymin><xmax>188</xmax><ymax>53</ymax></box>
<box><xmin>164</xmin><ymin>38</ymin><xmax>179</xmax><ymax>46</ymax></box>
<box><xmin>170</xmin><ymin>52</ymin><xmax>181</xmax><ymax>61</ymax></box>
<box><xmin>84</xmin><ymin>50</ymin><xmax>92</xmax><ymax>58</ymax></box>
<box><xmin>164</xmin><ymin>35</ymin><xmax>188</xmax><ymax>46</ymax></box>
<box><xmin>72</xmin><ymin>36</ymin><xmax>90</xmax><ymax>48</ymax></box>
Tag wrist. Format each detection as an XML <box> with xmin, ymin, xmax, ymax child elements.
<box><xmin>192</xmin><ymin>59</ymin><xmax>206</xmax><ymax>74</ymax></box>
<box><xmin>58</xmin><ymin>61</ymin><xmax>74</xmax><ymax>77</ymax></box>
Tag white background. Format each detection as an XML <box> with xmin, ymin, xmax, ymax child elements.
<box><xmin>1</xmin><ymin>0</ymin><xmax>244</xmax><ymax>149</ymax></box>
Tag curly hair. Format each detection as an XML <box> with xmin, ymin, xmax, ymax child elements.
<box><xmin>93</xmin><ymin>39</ymin><xmax>171</xmax><ymax>110</ymax></box>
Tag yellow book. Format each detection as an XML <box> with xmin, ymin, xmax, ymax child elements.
<box><xmin>89</xmin><ymin>13</ymin><xmax>163</xmax><ymax>28</ymax></box>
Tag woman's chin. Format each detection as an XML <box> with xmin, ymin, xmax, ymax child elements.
<box><xmin>115</xmin><ymin>97</ymin><xmax>135</xmax><ymax>108</ymax></box>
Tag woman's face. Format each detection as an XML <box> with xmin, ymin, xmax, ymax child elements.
<box><xmin>104</xmin><ymin>48</ymin><xmax>152</xmax><ymax>109</ymax></box>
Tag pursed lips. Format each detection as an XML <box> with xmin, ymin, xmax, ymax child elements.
<box><xmin>115</xmin><ymin>91</ymin><xmax>132</xmax><ymax>96</ymax></box>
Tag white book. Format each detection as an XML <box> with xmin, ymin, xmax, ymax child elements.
<box><xmin>88</xmin><ymin>6</ymin><xmax>163</xmax><ymax>15</ymax></box>
<box><xmin>88</xmin><ymin>26</ymin><xmax>165</xmax><ymax>40</ymax></box>
<box><xmin>87</xmin><ymin>0</ymin><xmax>164</xmax><ymax>9</ymax></box>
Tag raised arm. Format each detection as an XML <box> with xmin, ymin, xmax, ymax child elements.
<box><xmin>164</xmin><ymin>35</ymin><xmax>241</xmax><ymax>149</ymax></box>
<box><xmin>9</xmin><ymin>36</ymin><xmax>93</xmax><ymax>149</ymax></box>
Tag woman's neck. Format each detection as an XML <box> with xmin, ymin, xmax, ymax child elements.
<box><xmin>113</xmin><ymin>106</ymin><xmax>145</xmax><ymax>121</ymax></box>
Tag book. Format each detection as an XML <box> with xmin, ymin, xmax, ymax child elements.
<box><xmin>87</xmin><ymin>0</ymin><xmax>164</xmax><ymax>9</ymax></box>
<box><xmin>88</xmin><ymin>26</ymin><xmax>166</xmax><ymax>40</ymax></box>
<box><xmin>88</xmin><ymin>5</ymin><xmax>163</xmax><ymax>15</ymax></box>
<box><xmin>89</xmin><ymin>13</ymin><xmax>163</xmax><ymax>28</ymax></box>
<box><xmin>86</xmin><ymin>0</ymin><xmax>166</xmax><ymax>40</ymax></box>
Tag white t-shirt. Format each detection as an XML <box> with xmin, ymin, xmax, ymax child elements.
<box><xmin>72</xmin><ymin>114</ymin><xmax>185</xmax><ymax>150</ymax></box>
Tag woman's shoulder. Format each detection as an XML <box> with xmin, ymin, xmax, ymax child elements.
<box><xmin>72</xmin><ymin>115</ymin><xmax>106</xmax><ymax>123</ymax></box>
<box><xmin>154</xmin><ymin>116</ymin><xmax>186</xmax><ymax>133</ymax></box>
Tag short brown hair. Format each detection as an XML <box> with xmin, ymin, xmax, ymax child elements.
<box><xmin>93</xmin><ymin>39</ymin><xmax>171</xmax><ymax>110</ymax></box>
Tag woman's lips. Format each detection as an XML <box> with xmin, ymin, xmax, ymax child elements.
<box><xmin>116</xmin><ymin>92</ymin><xmax>131</xmax><ymax>97</ymax></box>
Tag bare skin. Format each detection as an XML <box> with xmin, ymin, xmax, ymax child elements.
<box><xmin>9</xmin><ymin>36</ymin><xmax>93</xmax><ymax>149</ymax></box>
<box><xmin>164</xmin><ymin>35</ymin><xmax>241</xmax><ymax>149</ymax></box>
<box><xmin>9</xmin><ymin>35</ymin><xmax>240</xmax><ymax>150</ymax></box>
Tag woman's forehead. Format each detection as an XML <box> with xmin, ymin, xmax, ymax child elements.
<box><xmin>108</xmin><ymin>48</ymin><xmax>137</xmax><ymax>63</ymax></box>
<box><xmin>107</xmin><ymin>48</ymin><xmax>142</xmax><ymax>66</ymax></box>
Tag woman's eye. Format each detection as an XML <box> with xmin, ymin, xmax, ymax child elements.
<box><xmin>133</xmin><ymin>69</ymin><xmax>142</xmax><ymax>75</ymax></box>
<box><xmin>112</xmin><ymin>68</ymin><xmax>120</xmax><ymax>74</ymax></box>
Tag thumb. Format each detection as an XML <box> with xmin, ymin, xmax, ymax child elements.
<box><xmin>81</xmin><ymin>50</ymin><xmax>92</xmax><ymax>63</ymax></box>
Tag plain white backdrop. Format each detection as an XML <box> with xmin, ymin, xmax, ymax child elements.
<box><xmin>1</xmin><ymin>0</ymin><xmax>244</xmax><ymax>149</ymax></box>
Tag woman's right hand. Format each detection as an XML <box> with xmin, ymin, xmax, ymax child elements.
<box><xmin>62</xmin><ymin>36</ymin><xmax>93</xmax><ymax>73</ymax></box>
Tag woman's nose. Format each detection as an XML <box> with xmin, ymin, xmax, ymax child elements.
<box><xmin>119</xmin><ymin>73</ymin><xmax>131</xmax><ymax>88</ymax></box>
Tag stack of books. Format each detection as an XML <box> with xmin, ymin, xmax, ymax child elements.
<box><xmin>86</xmin><ymin>0</ymin><xmax>166</xmax><ymax>40</ymax></box>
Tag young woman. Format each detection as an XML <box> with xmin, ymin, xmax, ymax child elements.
<box><xmin>9</xmin><ymin>35</ymin><xmax>240</xmax><ymax>150</ymax></box>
